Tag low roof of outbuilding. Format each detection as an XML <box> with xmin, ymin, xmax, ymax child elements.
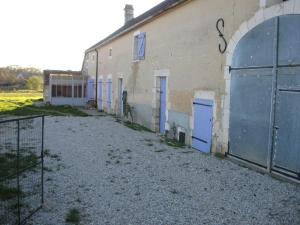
<box><xmin>43</xmin><ymin>70</ymin><xmax>81</xmax><ymax>76</ymax></box>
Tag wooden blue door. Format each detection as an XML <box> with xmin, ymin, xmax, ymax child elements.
<box><xmin>107</xmin><ymin>79</ymin><xmax>112</xmax><ymax>110</ymax></box>
<box><xmin>192</xmin><ymin>99</ymin><xmax>213</xmax><ymax>153</ymax></box>
<box><xmin>97</xmin><ymin>79</ymin><xmax>103</xmax><ymax>110</ymax></box>
<box><xmin>159</xmin><ymin>77</ymin><xmax>167</xmax><ymax>134</ymax></box>
<box><xmin>87</xmin><ymin>78</ymin><xmax>95</xmax><ymax>100</ymax></box>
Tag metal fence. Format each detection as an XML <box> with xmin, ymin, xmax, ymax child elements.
<box><xmin>0</xmin><ymin>116</ymin><xmax>44</xmax><ymax>225</ymax></box>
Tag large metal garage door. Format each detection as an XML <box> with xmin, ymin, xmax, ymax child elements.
<box><xmin>229</xmin><ymin>15</ymin><xmax>300</xmax><ymax>179</ymax></box>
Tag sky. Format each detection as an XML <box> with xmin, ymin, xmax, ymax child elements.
<box><xmin>0</xmin><ymin>0</ymin><xmax>163</xmax><ymax>71</ymax></box>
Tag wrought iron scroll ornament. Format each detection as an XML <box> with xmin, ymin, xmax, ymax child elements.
<box><xmin>216</xmin><ymin>18</ymin><xmax>227</xmax><ymax>54</ymax></box>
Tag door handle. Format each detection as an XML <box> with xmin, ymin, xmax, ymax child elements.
<box><xmin>274</xmin><ymin>126</ymin><xmax>279</xmax><ymax>130</ymax></box>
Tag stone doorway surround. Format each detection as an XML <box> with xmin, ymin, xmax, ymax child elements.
<box><xmin>152</xmin><ymin>69</ymin><xmax>170</xmax><ymax>133</ymax></box>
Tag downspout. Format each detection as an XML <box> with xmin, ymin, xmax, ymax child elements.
<box><xmin>95</xmin><ymin>49</ymin><xmax>99</xmax><ymax>109</ymax></box>
<box><xmin>81</xmin><ymin>53</ymin><xmax>87</xmax><ymax>103</ymax></box>
<box><xmin>81</xmin><ymin>53</ymin><xmax>86</xmax><ymax>72</ymax></box>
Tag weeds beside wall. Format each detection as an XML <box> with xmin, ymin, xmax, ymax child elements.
<box><xmin>0</xmin><ymin>116</ymin><xmax>44</xmax><ymax>225</ymax></box>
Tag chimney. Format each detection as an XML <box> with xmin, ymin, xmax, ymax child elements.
<box><xmin>124</xmin><ymin>4</ymin><xmax>134</xmax><ymax>24</ymax></box>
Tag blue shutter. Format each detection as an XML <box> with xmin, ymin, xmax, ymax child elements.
<box><xmin>138</xmin><ymin>33</ymin><xmax>146</xmax><ymax>60</ymax></box>
<box><xmin>137</xmin><ymin>34</ymin><xmax>142</xmax><ymax>59</ymax></box>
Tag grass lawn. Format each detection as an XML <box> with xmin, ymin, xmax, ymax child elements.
<box><xmin>0</xmin><ymin>90</ymin><xmax>88</xmax><ymax>116</ymax></box>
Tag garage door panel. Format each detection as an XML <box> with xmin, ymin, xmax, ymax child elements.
<box><xmin>232</xmin><ymin>18</ymin><xmax>275</xmax><ymax>68</ymax></box>
<box><xmin>278</xmin><ymin>15</ymin><xmax>300</xmax><ymax>66</ymax></box>
<box><xmin>229</xmin><ymin>71</ymin><xmax>273</xmax><ymax>166</ymax></box>
<box><xmin>277</xmin><ymin>67</ymin><xmax>300</xmax><ymax>88</ymax></box>
<box><xmin>230</xmin><ymin>119</ymin><xmax>272</xmax><ymax>166</ymax></box>
<box><xmin>273</xmin><ymin>90</ymin><xmax>300</xmax><ymax>174</ymax></box>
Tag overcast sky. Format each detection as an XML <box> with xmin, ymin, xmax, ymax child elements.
<box><xmin>0</xmin><ymin>0</ymin><xmax>163</xmax><ymax>70</ymax></box>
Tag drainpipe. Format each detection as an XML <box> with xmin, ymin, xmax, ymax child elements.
<box><xmin>81</xmin><ymin>53</ymin><xmax>87</xmax><ymax>102</ymax></box>
<box><xmin>81</xmin><ymin>53</ymin><xmax>86</xmax><ymax>73</ymax></box>
<box><xmin>95</xmin><ymin>49</ymin><xmax>99</xmax><ymax>109</ymax></box>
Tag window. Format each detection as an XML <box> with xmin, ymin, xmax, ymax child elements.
<box><xmin>51</xmin><ymin>85</ymin><xmax>72</xmax><ymax>98</ymax></box>
<box><xmin>57</xmin><ymin>85</ymin><xmax>62</xmax><ymax>97</ymax></box>
<box><xmin>78</xmin><ymin>85</ymin><xmax>82</xmax><ymax>98</ymax></box>
<box><xmin>52</xmin><ymin>85</ymin><xmax>57</xmax><ymax>97</ymax></box>
<box><xmin>62</xmin><ymin>85</ymin><xmax>67</xmax><ymax>97</ymax></box>
<box><xmin>109</xmin><ymin>48</ymin><xmax>112</xmax><ymax>57</ymax></box>
<box><xmin>74</xmin><ymin>85</ymin><xmax>83</xmax><ymax>98</ymax></box>
<box><xmin>74</xmin><ymin>85</ymin><xmax>78</xmax><ymax>98</ymax></box>
<box><xmin>133</xmin><ymin>32</ymin><xmax>146</xmax><ymax>61</ymax></box>
<box><xmin>84</xmin><ymin>84</ymin><xmax>87</xmax><ymax>98</ymax></box>
<box><xmin>66</xmin><ymin>86</ymin><xmax>72</xmax><ymax>97</ymax></box>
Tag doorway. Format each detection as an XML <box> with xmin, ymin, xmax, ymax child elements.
<box><xmin>118</xmin><ymin>78</ymin><xmax>123</xmax><ymax>117</ymax></box>
<box><xmin>97</xmin><ymin>79</ymin><xmax>103</xmax><ymax>111</ymax></box>
<box><xmin>159</xmin><ymin>77</ymin><xmax>167</xmax><ymax>134</ymax></box>
<box><xmin>229</xmin><ymin>15</ymin><xmax>300</xmax><ymax>179</ymax></box>
<box><xmin>192</xmin><ymin>99</ymin><xmax>213</xmax><ymax>153</ymax></box>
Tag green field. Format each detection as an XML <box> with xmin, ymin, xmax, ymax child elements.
<box><xmin>0</xmin><ymin>90</ymin><xmax>88</xmax><ymax>116</ymax></box>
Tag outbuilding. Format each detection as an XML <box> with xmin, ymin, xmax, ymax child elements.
<box><xmin>43</xmin><ymin>70</ymin><xmax>89</xmax><ymax>106</ymax></box>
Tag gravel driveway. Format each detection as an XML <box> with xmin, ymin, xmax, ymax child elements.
<box><xmin>29</xmin><ymin>116</ymin><xmax>300</xmax><ymax>225</ymax></box>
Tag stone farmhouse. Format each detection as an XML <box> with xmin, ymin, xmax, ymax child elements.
<box><xmin>82</xmin><ymin>0</ymin><xmax>300</xmax><ymax>181</ymax></box>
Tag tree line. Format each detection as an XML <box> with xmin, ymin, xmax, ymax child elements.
<box><xmin>0</xmin><ymin>65</ymin><xmax>43</xmax><ymax>91</ymax></box>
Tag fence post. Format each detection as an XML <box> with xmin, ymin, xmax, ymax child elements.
<box><xmin>17</xmin><ymin>120</ymin><xmax>21</xmax><ymax>225</ymax></box>
<box><xmin>41</xmin><ymin>116</ymin><xmax>44</xmax><ymax>205</ymax></box>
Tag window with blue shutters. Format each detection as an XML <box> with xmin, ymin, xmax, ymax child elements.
<box><xmin>133</xmin><ymin>32</ymin><xmax>146</xmax><ymax>61</ymax></box>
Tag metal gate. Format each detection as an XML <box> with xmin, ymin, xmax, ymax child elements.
<box><xmin>229</xmin><ymin>15</ymin><xmax>300</xmax><ymax>179</ymax></box>
<box><xmin>0</xmin><ymin>116</ymin><xmax>44</xmax><ymax>225</ymax></box>
<box><xmin>192</xmin><ymin>99</ymin><xmax>213</xmax><ymax>153</ymax></box>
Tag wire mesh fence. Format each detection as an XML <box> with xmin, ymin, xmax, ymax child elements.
<box><xmin>0</xmin><ymin>116</ymin><xmax>44</xmax><ymax>225</ymax></box>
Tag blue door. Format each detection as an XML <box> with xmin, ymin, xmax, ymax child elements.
<box><xmin>192</xmin><ymin>99</ymin><xmax>213</xmax><ymax>153</ymax></box>
<box><xmin>97</xmin><ymin>79</ymin><xmax>103</xmax><ymax>111</ymax></box>
<box><xmin>107</xmin><ymin>79</ymin><xmax>112</xmax><ymax>110</ymax></box>
<box><xmin>87</xmin><ymin>78</ymin><xmax>95</xmax><ymax>101</ymax></box>
<box><xmin>118</xmin><ymin>78</ymin><xmax>123</xmax><ymax>116</ymax></box>
<box><xmin>159</xmin><ymin>77</ymin><xmax>167</xmax><ymax>134</ymax></box>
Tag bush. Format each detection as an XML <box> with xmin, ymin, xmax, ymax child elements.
<box><xmin>25</xmin><ymin>76</ymin><xmax>42</xmax><ymax>91</ymax></box>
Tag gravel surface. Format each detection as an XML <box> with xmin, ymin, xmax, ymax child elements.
<box><xmin>28</xmin><ymin>116</ymin><xmax>300</xmax><ymax>225</ymax></box>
